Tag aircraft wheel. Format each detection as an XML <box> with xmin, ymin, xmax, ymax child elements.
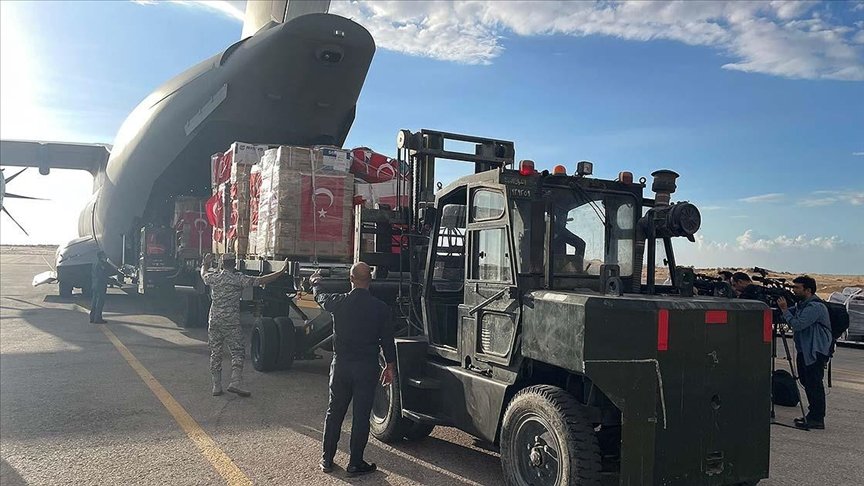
<box><xmin>273</xmin><ymin>317</ymin><xmax>297</xmax><ymax>370</ymax></box>
<box><xmin>184</xmin><ymin>294</ymin><xmax>208</xmax><ymax>328</ymax></box>
<box><xmin>59</xmin><ymin>281</ymin><xmax>73</xmax><ymax>298</ymax></box>
<box><xmin>251</xmin><ymin>317</ymin><xmax>279</xmax><ymax>372</ymax></box>
<box><xmin>501</xmin><ymin>385</ymin><xmax>601</xmax><ymax>486</ymax></box>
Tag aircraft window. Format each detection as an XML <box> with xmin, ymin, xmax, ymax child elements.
<box><xmin>471</xmin><ymin>189</ymin><xmax>505</xmax><ymax>222</ymax></box>
<box><xmin>470</xmin><ymin>228</ymin><xmax>512</xmax><ymax>282</ymax></box>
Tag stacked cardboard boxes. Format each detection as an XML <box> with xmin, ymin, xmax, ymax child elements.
<box><xmin>256</xmin><ymin>146</ymin><xmax>354</xmax><ymax>261</ymax></box>
<box><xmin>210</xmin><ymin>142</ymin><xmax>268</xmax><ymax>254</ymax></box>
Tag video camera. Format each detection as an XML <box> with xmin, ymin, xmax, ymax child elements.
<box><xmin>693</xmin><ymin>272</ymin><xmax>735</xmax><ymax>298</ymax></box>
<box><xmin>747</xmin><ymin>267</ymin><xmax>799</xmax><ymax>323</ymax></box>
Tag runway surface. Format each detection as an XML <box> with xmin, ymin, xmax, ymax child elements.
<box><xmin>2</xmin><ymin>247</ymin><xmax>862</xmax><ymax>485</ymax></box>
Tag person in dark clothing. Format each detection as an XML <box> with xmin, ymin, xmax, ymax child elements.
<box><xmin>310</xmin><ymin>262</ymin><xmax>395</xmax><ymax>476</ymax></box>
<box><xmin>90</xmin><ymin>251</ymin><xmax>114</xmax><ymax>324</ymax></box>
<box><xmin>731</xmin><ymin>272</ymin><xmax>762</xmax><ymax>300</ymax></box>
<box><xmin>778</xmin><ymin>275</ymin><xmax>832</xmax><ymax>430</ymax></box>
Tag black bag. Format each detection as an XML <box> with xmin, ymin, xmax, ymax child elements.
<box><xmin>824</xmin><ymin>301</ymin><xmax>850</xmax><ymax>343</ymax></box>
<box><xmin>772</xmin><ymin>369</ymin><xmax>799</xmax><ymax>407</ymax></box>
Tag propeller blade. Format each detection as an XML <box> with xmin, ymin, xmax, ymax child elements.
<box><xmin>4</xmin><ymin>192</ymin><xmax>47</xmax><ymax>201</ymax></box>
<box><xmin>4</xmin><ymin>167</ymin><xmax>28</xmax><ymax>184</ymax></box>
<box><xmin>1</xmin><ymin>206</ymin><xmax>30</xmax><ymax>236</ymax></box>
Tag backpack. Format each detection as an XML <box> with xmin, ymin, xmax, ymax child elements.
<box><xmin>771</xmin><ymin>369</ymin><xmax>799</xmax><ymax>407</ymax></box>
<box><xmin>823</xmin><ymin>300</ymin><xmax>850</xmax><ymax>343</ymax></box>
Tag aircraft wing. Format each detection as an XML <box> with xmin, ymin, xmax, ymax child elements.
<box><xmin>0</xmin><ymin>140</ymin><xmax>111</xmax><ymax>176</ymax></box>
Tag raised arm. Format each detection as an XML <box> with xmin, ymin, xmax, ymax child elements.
<box><xmin>309</xmin><ymin>271</ymin><xmax>349</xmax><ymax>312</ymax></box>
<box><xmin>255</xmin><ymin>259</ymin><xmax>289</xmax><ymax>287</ymax></box>
<box><xmin>200</xmin><ymin>254</ymin><xmax>214</xmax><ymax>281</ymax></box>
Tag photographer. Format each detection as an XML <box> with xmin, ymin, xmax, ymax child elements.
<box><xmin>777</xmin><ymin>275</ymin><xmax>832</xmax><ymax>430</ymax></box>
<box><xmin>731</xmin><ymin>272</ymin><xmax>762</xmax><ymax>300</ymax></box>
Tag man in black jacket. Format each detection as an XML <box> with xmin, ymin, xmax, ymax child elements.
<box><xmin>310</xmin><ymin>262</ymin><xmax>395</xmax><ymax>476</ymax></box>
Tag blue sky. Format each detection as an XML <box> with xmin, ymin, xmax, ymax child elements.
<box><xmin>1</xmin><ymin>0</ymin><xmax>862</xmax><ymax>274</ymax></box>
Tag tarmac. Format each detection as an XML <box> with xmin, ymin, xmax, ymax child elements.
<box><xmin>1</xmin><ymin>246</ymin><xmax>863</xmax><ymax>485</ymax></box>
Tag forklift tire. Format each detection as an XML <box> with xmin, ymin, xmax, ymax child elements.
<box><xmin>370</xmin><ymin>372</ymin><xmax>421</xmax><ymax>443</ymax></box>
<box><xmin>251</xmin><ymin>318</ymin><xmax>279</xmax><ymax>372</ymax></box>
<box><xmin>59</xmin><ymin>281</ymin><xmax>73</xmax><ymax>298</ymax></box>
<box><xmin>273</xmin><ymin>317</ymin><xmax>297</xmax><ymax>370</ymax></box>
<box><xmin>404</xmin><ymin>422</ymin><xmax>435</xmax><ymax>441</ymax></box>
<box><xmin>501</xmin><ymin>385</ymin><xmax>602</xmax><ymax>486</ymax></box>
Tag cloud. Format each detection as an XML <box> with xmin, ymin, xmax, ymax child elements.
<box><xmin>132</xmin><ymin>1</ymin><xmax>864</xmax><ymax>80</ymax></box>
<box><xmin>735</xmin><ymin>229</ymin><xmax>843</xmax><ymax>251</ymax></box>
<box><xmin>739</xmin><ymin>193</ymin><xmax>785</xmax><ymax>203</ymax></box>
<box><xmin>327</xmin><ymin>1</ymin><xmax>864</xmax><ymax>80</ymax></box>
<box><xmin>674</xmin><ymin>229</ymin><xmax>862</xmax><ymax>274</ymax></box>
<box><xmin>853</xmin><ymin>152</ymin><xmax>864</xmax><ymax>156</ymax></box>
<box><xmin>798</xmin><ymin>190</ymin><xmax>864</xmax><ymax>206</ymax></box>
<box><xmin>133</xmin><ymin>0</ymin><xmax>244</xmax><ymax>21</ymax></box>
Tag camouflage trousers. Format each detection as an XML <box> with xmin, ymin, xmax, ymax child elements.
<box><xmin>208</xmin><ymin>320</ymin><xmax>245</xmax><ymax>374</ymax></box>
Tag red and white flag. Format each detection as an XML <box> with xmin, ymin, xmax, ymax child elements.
<box><xmin>300</xmin><ymin>175</ymin><xmax>346</xmax><ymax>242</ymax></box>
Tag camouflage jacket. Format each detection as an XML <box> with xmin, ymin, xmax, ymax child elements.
<box><xmin>202</xmin><ymin>270</ymin><xmax>259</xmax><ymax>324</ymax></box>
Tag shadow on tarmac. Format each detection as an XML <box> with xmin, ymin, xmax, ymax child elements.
<box><xmin>3</xmin><ymin>294</ymin><xmax>503</xmax><ymax>485</ymax></box>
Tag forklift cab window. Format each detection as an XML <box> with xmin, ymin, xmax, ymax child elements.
<box><xmin>550</xmin><ymin>193</ymin><xmax>635</xmax><ymax>277</ymax></box>
<box><xmin>470</xmin><ymin>228</ymin><xmax>512</xmax><ymax>282</ymax></box>
<box><xmin>471</xmin><ymin>189</ymin><xmax>505</xmax><ymax>221</ymax></box>
<box><xmin>433</xmin><ymin>204</ymin><xmax>467</xmax><ymax>286</ymax></box>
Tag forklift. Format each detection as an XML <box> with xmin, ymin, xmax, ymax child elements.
<box><xmin>309</xmin><ymin>129</ymin><xmax>771</xmax><ymax>486</ymax></box>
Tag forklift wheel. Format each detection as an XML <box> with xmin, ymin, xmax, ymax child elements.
<box><xmin>501</xmin><ymin>385</ymin><xmax>602</xmax><ymax>486</ymax></box>
<box><xmin>370</xmin><ymin>370</ymin><xmax>431</xmax><ymax>443</ymax></box>
<box><xmin>404</xmin><ymin>422</ymin><xmax>435</xmax><ymax>441</ymax></box>
<box><xmin>251</xmin><ymin>318</ymin><xmax>279</xmax><ymax>372</ymax></box>
<box><xmin>273</xmin><ymin>317</ymin><xmax>297</xmax><ymax>370</ymax></box>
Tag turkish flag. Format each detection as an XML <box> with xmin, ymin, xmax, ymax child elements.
<box><xmin>300</xmin><ymin>175</ymin><xmax>345</xmax><ymax>242</ymax></box>
<box><xmin>205</xmin><ymin>193</ymin><xmax>221</xmax><ymax>227</ymax></box>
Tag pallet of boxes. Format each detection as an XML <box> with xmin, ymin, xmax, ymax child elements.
<box><xmin>210</xmin><ymin>142</ymin><xmax>269</xmax><ymax>256</ymax></box>
<box><xmin>255</xmin><ymin>145</ymin><xmax>355</xmax><ymax>262</ymax></box>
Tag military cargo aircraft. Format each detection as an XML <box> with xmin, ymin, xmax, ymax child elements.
<box><xmin>0</xmin><ymin>0</ymin><xmax>373</xmax><ymax>295</ymax></box>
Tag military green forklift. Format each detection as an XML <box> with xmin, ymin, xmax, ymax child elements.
<box><xmin>328</xmin><ymin>129</ymin><xmax>771</xmax><ymax>486</ymax></box>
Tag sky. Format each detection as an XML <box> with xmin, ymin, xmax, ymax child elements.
<box><xmin>0</xmin><ymin>0</ymin><xmax>862</xmax><ymax>274</ymax></box>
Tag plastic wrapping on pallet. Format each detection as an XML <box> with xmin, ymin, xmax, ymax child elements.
<box><xmin>350</xmin><ymin>147</ymin><xmax>409</xmax><ymax>183</ymax></box>
<box><xmin>210</xmin><ymin>142</ymin><xmax>268</xmax><ymax>189</ymax></box>
<box><xmin>256</xmin><ymin>146</ymin><xmax>354</xmax><ymax>261</ymax></box>
<box><xmin>248</xmin><ymin>165</ymin><xmax>262</xmax><ymax>256</ymax></box>
<box><xmin>354</xmin><ymin>179</ymin><xmax>410</xmax><ymax>209</ymax></box>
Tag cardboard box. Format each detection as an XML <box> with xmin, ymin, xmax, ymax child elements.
<box><xmin>256</xmin><ymin>146</ymin><xmax>354</xmax><ymax>261</ymax></box>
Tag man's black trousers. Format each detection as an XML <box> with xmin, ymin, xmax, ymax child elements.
<box><xmin>322</xmin><ymin>358</ymin><xmax>380</xmax><ymax>466</ymax></box>
<box><xmin>796</xmin><ymin>352</ymin><xmax>827</xmax><ymax>423</ymax></box>
<box><xmin>90</xmin><ymin>287</ymin><xmax>106</xmax><ymax>322</ymax></box>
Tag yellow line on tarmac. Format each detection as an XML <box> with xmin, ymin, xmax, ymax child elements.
<box><xmin>99</xmin><ymin>325</ymin><xmax>252</xmax><ymax>486</ymax></box>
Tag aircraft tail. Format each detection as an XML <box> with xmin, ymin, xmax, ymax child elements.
<box><xmin>242</xmin><ymin>0</ymin><xmax>331</xmax><ymax>38</ymax></box>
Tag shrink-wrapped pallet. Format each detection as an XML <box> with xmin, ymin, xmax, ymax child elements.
<box><xmin>248</xmin><ymin>165</ymin><xmax>262</xmax><ymax>256</ymax></box>
<box><xmin>257</xmin><ymin>146</ymin><xmax>354</xmax><ymax>262</ymax></box>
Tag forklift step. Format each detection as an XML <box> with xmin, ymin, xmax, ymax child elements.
<box><xmin>407</xmin><ymin>377</ymin><xmax>441</xmax><ymax>390</ymax></box>
<box><xmin>402</xmin><ymin>410</ymin><xmax>448</xmax><ymax>425</ymax></box>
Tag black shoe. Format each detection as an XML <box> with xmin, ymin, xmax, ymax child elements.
<box><xmin>93</xmin><ymin>319</ymin><xmax>107</xmax><ymax>324</ymax></box>
<box><xmin>346</xmin><ymin>461</ymin><xmax>377</xmax><ymax>476</ymax></box>
<box><xmin>319</xmin><ymin>458</ymin><xmax>334</xmax><ymax>473</ymax></box>
<box><xmin>794</xmin><ymin>417</ymin><xmax>824</xmax><ymax>429</ymax></box>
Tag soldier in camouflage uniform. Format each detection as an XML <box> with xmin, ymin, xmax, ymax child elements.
<box><xmin>201</xmin><ymin>253</ymin><xmax>287</xmax><ymax>397</ymax></box>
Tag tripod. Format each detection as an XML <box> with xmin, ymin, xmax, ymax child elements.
<box><xmin>771</xmin><ymin>318</ymin><xmax>809</xmax><ymax>430</ymax></box>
